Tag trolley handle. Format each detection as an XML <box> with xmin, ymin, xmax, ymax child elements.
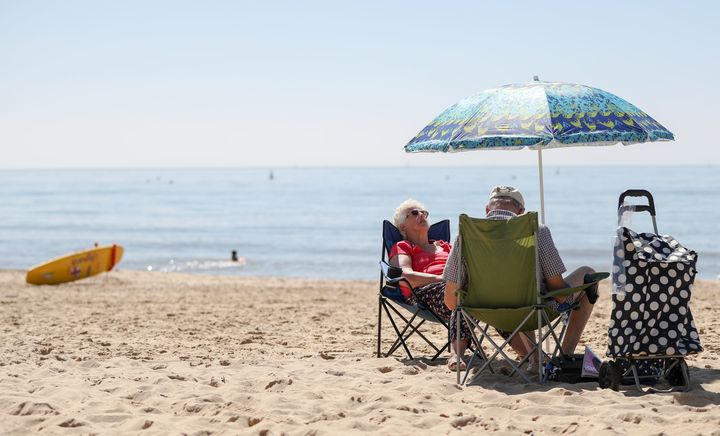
<box><xmin>618</xmin><ymin>189</ymin><xmax>656</xmax><ymax>216</ymax></box>
<box><xmin>617</xmin><ymin>189</ymin><xmax>658</xmax><ymax>234</ymax></box>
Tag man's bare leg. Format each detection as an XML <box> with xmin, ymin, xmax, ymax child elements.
<box><xmin>560</xmin><ymin>266</ymin><xmax>596</xmax><ymax>354</ymax></box>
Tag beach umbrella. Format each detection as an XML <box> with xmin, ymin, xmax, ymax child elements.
<box><xmin>404</xmin><ymin>78</ymin><xmax>674</xmax><ymax>223</ymax></box>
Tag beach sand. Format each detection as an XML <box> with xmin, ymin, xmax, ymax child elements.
<box><xmin>1</xmin><ymin>270</ymin><xmax>718</xmax><ymax>435</ymax></box>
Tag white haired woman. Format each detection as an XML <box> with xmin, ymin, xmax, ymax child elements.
<box><xmin>389</xmin><ymin>199</ymin><xmax>471</xmax><ymax>370</ymax></box>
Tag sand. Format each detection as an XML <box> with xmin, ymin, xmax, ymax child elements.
<box><xmin>1</xmin><ymin>270</ymin><xmax>718</xmax><ymax>435</ymax></box>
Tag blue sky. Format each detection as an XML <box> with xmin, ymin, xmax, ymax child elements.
<box><xmin>1</xmin><ymin>0</ymin><xmax>718</xmax><ymax>168</ymax></box>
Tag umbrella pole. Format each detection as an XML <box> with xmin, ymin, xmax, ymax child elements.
<box><xmin>537</xmin><ymin>144</ymin><xmax>546</xmax><ymax>224</ymax></box>
<box><xmin>537</xmin><ymin>144</ymin><xmax>550</xmax><ymax>353</ymax></box>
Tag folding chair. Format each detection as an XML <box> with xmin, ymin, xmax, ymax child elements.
<box><xmin>376</xmin><ymin>219</ymin><xmax>452</xmax><ymax>361</ymax></box>
<box><xmin>453</xmin><ymin>212</ymin><xmax>608</xmax><ymax>384</ymax></box>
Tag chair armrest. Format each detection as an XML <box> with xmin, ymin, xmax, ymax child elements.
<box><xmin>542</xmin><ymin>272</ymin><xmax>609</xmax><ymax>300</ymax></box>
<box><xmin>380</xmin><ymin>260</ymin><xmax>403</xmax><ymax>279</ymax></box>
<box><xmin>379</xmin><ymin>261</ymin><xmax>413</xmax><ymax>289</ymax></box>
<box><xmin>378</xmin><ymin>260</ymin><xmax>435</xmax><ymax>308</ymax></box>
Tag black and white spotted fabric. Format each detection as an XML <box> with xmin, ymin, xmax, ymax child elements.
<box><xmin>607</xmin><ymin>227</ymin><xmax>703</xmax><ymax>358</ymax></box>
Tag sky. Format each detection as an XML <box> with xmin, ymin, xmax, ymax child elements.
<box><xmin>1</xmin><ymin>0</ymin><xmax>718</xmax><ymax>168</ymax></box>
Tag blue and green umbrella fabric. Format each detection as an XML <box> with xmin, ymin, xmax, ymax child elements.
<box><xmin>404</xmin><ymin>80</ymin><xmax>674</xmax><ymax>153</ymax></box>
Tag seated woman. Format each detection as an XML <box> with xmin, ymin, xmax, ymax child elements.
<box><xmin>388</xmin><ymin>199</ymin><xmax>471</xmax><ymax>370</ymax></box>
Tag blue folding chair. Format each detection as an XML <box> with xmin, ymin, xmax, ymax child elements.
<box><xmin>376</xmin><ymin>219</ymin><xmax>452</xmax><ymax>360</ymax></box>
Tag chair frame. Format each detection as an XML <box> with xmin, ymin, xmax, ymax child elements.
<box><xmin>458</xmin><ymin>301</ymin><xmax>575</xmax><ymax>384</ymax></box>
<box><xmin>452</xmin><ymin>213</ymin><xmax>608</xmax><ymax>384</ymax></box>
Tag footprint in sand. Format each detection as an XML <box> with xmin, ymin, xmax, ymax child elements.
<box><xmin>168</xmin><ymin>374</ymin><xmax>188</xmax><ymax>381</ymax></box>
<box><xmin>58</xmin><ymin>418</ymin><xmax>85</xmax><ymax>428</ymax></box>
<box><xmin>122</xmin><ymin>391</ymin><xmax>153</xmax><ymax>402</ymax></box>
<box><xmin>9</xmin><ymin>402</ymin><xmax>58</xmax><ymax>416</ymax></box>
<box><xmin>620</xmin><ymin>414</ymin><xmax>642</xmax><ymax>424</ymax></box>
<box><xmin>377</xmin><ymin>366</ymin><xmax>394</xmax><ymax>374</ymax></box>
<box><xmin>401</xmin><ymin>367</ymin><xmax>419</xmax><ymax>375</ymax></box>
<box><xmin>209</xmin><ymin>376</ymin><xmax>226</xmax><ymax>387</ymax></box>
<box><xmin>451</xmin><ymin>416</ymin><xmax>477</xmax><ymax>428</ymax></box>
<box><xmin>265</xmin><ymin>378</ymin><xmax>293</xmax><ymax>390</ymax></box>
<box><xmin>561</xmin><ymin>422</ymin><xmax>579</xmax><ymax>433</ymax></box>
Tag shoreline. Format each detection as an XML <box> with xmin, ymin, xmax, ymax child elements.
<box><xmin>1</xmin><ymin>270</ymin><xmax>718</xmax><ymax>434</ymax></box>
<box><xmin>5</xmin><ymin>268</ymin><xmax>719</xmax><ymax>283</ymax></box>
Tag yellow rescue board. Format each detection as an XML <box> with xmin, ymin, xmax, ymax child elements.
<box><xmin>26</xmin><ymin>244</ymin><xmax>124</xmax><ymax>285</ymax></box>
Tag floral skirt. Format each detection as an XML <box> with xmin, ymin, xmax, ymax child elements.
<box><xmin>407</xmin><ymin>281</ymin><xmax>471</xmax><ymax>342</ymax></box>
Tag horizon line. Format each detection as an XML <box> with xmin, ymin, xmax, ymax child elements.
<box><xmin>0</xmin><ymin>163</ymin><xmax>718</xmax><ymax>171</ymax></box>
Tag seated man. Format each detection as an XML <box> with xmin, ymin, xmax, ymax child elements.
<box><xmin>442</xmin><ymin>185</ymin><xmax>597</xmax><ymax>365</ymax></box>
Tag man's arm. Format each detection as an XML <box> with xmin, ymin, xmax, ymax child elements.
<box><xmin>538</xmin><ymin>225</ymin><xmax>567</xmax><ymax>296</ymax></box>
<box><xmin>444</xmin><ymin>280</ymin><xmax>458</xmax><ymax>309</ymax></box>
<box><xmin>545</xmin><ymin>274</ymin><xmax>566</xmax><ymax>292</ymax></box>
<box><xmin>442</xmin><ymin>235</ymin><xmax>463</xmax><ymax>310</ymax></box>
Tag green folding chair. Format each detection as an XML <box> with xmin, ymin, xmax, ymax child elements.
<box><xmin>453</xmin><ymin>212</ymin><xmax>608</xmax><ymax>384</ymax></box>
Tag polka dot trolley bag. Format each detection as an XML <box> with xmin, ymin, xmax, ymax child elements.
<box><xmin>599</xmin><ymin>190</ymin><xmax>702</xmax><ymax>392</ymax></box>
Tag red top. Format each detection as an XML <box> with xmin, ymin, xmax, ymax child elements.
<box><xmin>389</xmin><ymin>240</ymin><xmax>452</xmax><ymax>298</ymax></box>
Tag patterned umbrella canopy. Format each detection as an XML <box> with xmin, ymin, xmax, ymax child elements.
<box><xmin>404</xmin><ymin>79</ymin><xmax>674</xmax><ymax>222</ymax></box>
<box><xmin>405</xmin><ymin>80</ymin><xmax>674</xmax><ymax>152</ymax></box>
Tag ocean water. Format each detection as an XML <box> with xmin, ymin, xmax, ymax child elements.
<box><xmin>0</xmin><ymin>167</ymin><xmax>718</xmax><ymax>280</ymax></box>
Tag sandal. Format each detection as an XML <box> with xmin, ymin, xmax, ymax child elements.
<box><xmin>448</xmin><ymin>355</ymin><xmax>467</xmax><ymax>371</ymax></box>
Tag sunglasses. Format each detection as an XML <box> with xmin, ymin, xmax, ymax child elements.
<box><xmin>406</xmin><ymin>209</ymin><xmax>429</xmax><ymax>218</ymax></box>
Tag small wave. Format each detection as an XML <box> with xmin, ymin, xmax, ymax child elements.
<box><xmin>158</xmin><ymin>258</ymin><xmax>246</xmax><ymax>273</ymax></box>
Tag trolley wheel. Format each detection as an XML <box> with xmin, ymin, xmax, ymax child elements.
<box><xmin>664</xmin><ymin>358</ymin><xmax>688</xmax><ymax>387</ymax></box>
<box><xmin>599</xmin><ymin>361</ymin><xmax>622</xmax><ymax>391</ymax></box>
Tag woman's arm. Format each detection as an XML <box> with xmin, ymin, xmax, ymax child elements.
<box><xmin>389</xmin><ymin>254</ymin><xmax>443</xmax><ymax>289</ymax></box>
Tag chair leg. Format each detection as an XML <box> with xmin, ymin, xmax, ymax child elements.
<box><xmin>474</xmin><ymin>323</ymin><xmax>491</xmax><ymax>364</ymax></box>
<box><xmin>377</xmin><ymin>297</ymin><xmax>451</xmax><ymax>361</ymax></box>
<box><xmin>384</xmin><ymin>304</ymin><xmax>423</xmax><ymax>356</ymax></box>
<box><xmin>544</xmin><ymin>312</ymin><xmax>569</xmax><ymax>359</ymax></box>
<box><xmin>377</xmin><ymin>296</ymin><xmax>383</xmax><ymax>358</ymax></box>
<box><xmin>380</xmin><ymin>299</ymin><xmax>414</xmax><ymax>360</ymax></box>
<box><xmin>459</xmin><ymin>313</ymin><xmax>486</xmax><ymax>383</ymax></box>
<box><xmin>384</xmin><ymin>303</ymin><xmax>445</xmax><ymax>357</ymax></box>
<box><xmin>508</xmin><ymin>331</ymin><xmax>538</xmax><ymax>377</ymax></box>
<box><xmin>386</xmin><ymin>315</ymin><xmax>446</xmax><ymax>359</ymax></box>
<box><xmin>430</xmin><ymin>339</ymin><xmax>450</xmax><ymax>361</ymax></box>
<box><xmin>386</xmin><ymin>316</ymin><xmax>424</xmax><ymax>357</ymax></box>
<box><xmin>519</xmin><ymin>313</ymin><xmax>569</xmax><ymax>381</ymax></box>
<box><xmin>462</xmin><ymin>310</ymin><xmax>536</xmax><ymax>385</ymax></box>
<box><xmin>454</xmin><ymin>312</ymin><xmax>494</xmax><ymax>384</ymax></box>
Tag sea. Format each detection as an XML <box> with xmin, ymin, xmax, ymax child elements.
<box><xmin>1</xmin><ymin>166</ymin><xmax>718</xmax><ymax>280</ymax></box>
